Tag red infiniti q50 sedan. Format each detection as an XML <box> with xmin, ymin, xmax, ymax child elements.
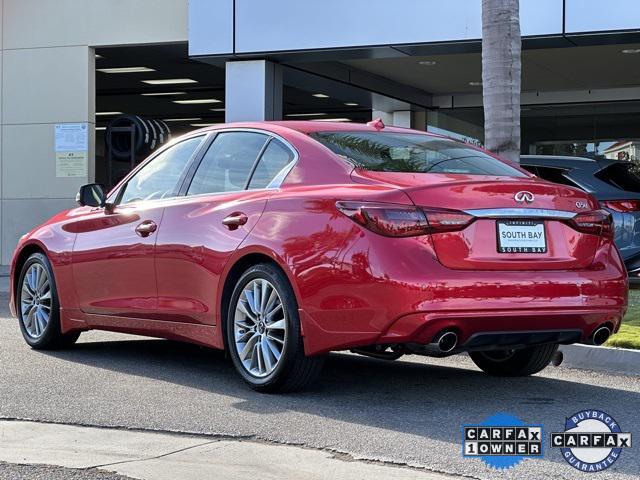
<box><xmin>10</xmin><ymin>121</ymin><xmax>627</xmax><ymax>392</ymax></box>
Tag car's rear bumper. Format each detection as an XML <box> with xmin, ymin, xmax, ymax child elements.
<box><xmin>379</xmin><ymin>306</ymin><xmax>622</xmax><ymax>346</ymax></box>
<box><xmin>298</xmin><ymin>258</ymin><xmax>627</xmax><ymax>355</ymax></box>
<box><xmin>294</xmin><ymin>229</ymin><xmax>628</xmax><ymax>356</ymax></box>
<box><xmin>301</xmin><ymin>304</ymin><xmax>625</xmax><ymax>356</ymax></box>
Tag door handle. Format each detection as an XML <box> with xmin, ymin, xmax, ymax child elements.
<box><xmin>222</xmin><ymin>212</ymin><xmax>248</xmax><ymax>231</ymax></box>
<box><xmin>135</xmin><ymin>220</ymin><xmax>157</xmax><ymax>237</ymax></box>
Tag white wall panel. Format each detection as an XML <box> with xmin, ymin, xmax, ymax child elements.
<box><xmin>189</xmin><ymin>0</ymin><xmax>234</xmax><ymax>56</ymax></box>
<box><xmin>3</xmin><ymin>46</ymin><xmax>91</xmax><ymax>125</ymax></box>
<box><xmin>566</xmin><ymin>0</ymin><xmax>640</xmax><ymax>33</ymax></box>
<box><xmin>189</xmin><ymin>0</ymin><xmax>563</xmax><ymax>56</ymax></box>
<box><xmin>88</xmin><ymin>0</ymin><xmax>188</xmax><ymax>47</ymax></box>
<box><xmin>3</xmin><ymin>0</ymin><xmax>187</xmax><ymax>50</ymax></box>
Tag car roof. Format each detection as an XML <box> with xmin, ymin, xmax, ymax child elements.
<box><xmin>520</xmin><ymin>154</ymin><xmax>621</xmax><ymax>171</ymax></box>
<box><xmin>521</xmin><ymin>154</ymin><xmax>597</xmax><ymax>162</ymax></box>
<box><xmin>190</xmin><ymin>120</ymin><xmax>447</xmax><ymax>137</ymax></box>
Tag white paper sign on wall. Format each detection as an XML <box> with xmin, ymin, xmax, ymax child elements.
<box><xmin>55</xmin><ymin>123</ymin><xmax>88</xmax><ymax>178</ymax></box>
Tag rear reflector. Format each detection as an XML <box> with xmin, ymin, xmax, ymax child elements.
<box><xmin>336</xmin><ymin>201</ymin><xmax>474</xmax><ymax>237</ymax></box>
<box><xmin>567</xmin><ymin>209</ymin><xmax>613</xmax><ymax>238</ymax></box>
<box><xmin>601</xmin><ymin>200</ymin><xmax>640</xmax><ymax>212</ymax></box>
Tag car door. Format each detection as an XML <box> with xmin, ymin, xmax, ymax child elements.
<box><xmin>71</xmin><ymin>134</ymin><xmax>206</xmax><ymax>318</ymax></box>
<box><xmin>154</xmin><ymin>131</ymin><xmax>297</xmax><ymax>325</ymax></box>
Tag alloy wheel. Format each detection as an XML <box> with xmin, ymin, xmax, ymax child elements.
<box><xmin>233</xmin><ymin>278</ymin><xmax>287</xmax><ymax>377</ymax></box>
<box><xmin>20</xmin><ymin>263</ymin><xmax>52</xmax><ymax>338</ymax></box>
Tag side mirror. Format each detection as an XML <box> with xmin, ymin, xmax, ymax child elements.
<box><xmin>76</xmin><ymin>183</ymin><xmax>107</xmax><ymax>207</ymax></box>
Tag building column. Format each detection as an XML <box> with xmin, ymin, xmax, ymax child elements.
<box><xmin>225</xmin><ymin>60</ymin><xmax>283</xmax><ymax>122</ymax></box>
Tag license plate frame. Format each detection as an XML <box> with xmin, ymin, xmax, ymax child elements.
<box><xmin>496</xmin><ymin>220</ymin><xmax>547</xmax><ymax>254</ymax></box>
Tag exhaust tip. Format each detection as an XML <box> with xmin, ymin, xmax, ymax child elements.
<box><xmin>592</xmin><ymin>326</ymin><xmax>611</xmax><ymax>346</ymax></box>
<box><xmin>437</xmin><ymin>331</ymin><xmax>458</xmax><ymax>353</ymax></box>
<box><xmin>551</xmin><ymin>350</ymin><xmax>564</xmax><ymax>367</ymax></box>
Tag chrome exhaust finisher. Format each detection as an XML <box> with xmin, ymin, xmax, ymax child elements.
<box><xmin>405</xmin><ymin>330</ymin><xmax>459</xmax><ymax>357</ymax></box>
<box><xmin>590</xmin><ymin>326</ymin><xmax>611</xmax><ymax>346</ymax></box>
<box><xmin>435</xmin><ymin>330</ymin><xmax>458</xmax><ymax>353</ymax></box>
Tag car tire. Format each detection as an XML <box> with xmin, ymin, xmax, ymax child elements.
<box><xmin>17</xmin><ymin>253</ymin><xmax>80</xmax><ymax>349</ymax></box>
<box><xmin>226</xmin><ymin>263</ymin><xmax>324</xmax><ymax>393</ymax></box>
<box><xmin>469</xmin><ymin>343</ymin><xmax>558</xmax><ymax>377</ymax></box>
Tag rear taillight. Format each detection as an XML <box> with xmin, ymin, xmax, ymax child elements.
<box><xmin>336</xmin><ymin>202</ymin><xmax>474</xmax><ymax>237</ymax></box>
<box><xmin>600</xmin><ymin>200</ymin><xmax>640</xmax><ymax>212</ymax></box>
<box><xmin>567</xmin><ymin>209</ymin><xmax>613</xmax><ymax>239</ymax></box>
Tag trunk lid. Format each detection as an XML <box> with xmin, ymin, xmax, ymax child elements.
<box><xmin>353</xmin><ymin>170</ymin><xmax>603</xmax><ymax>271</ymax></box>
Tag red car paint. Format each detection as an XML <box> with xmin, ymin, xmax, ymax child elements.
<box><xmin>9</xmin><ymin>122</ymin><xmax>628</xmax><ymax>355</ymax></box>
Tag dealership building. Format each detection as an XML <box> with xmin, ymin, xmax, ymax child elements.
<box><xmin>0</xmin><ymin>0</ymin><xmax>639</xmax><ymax>264</ymax></box>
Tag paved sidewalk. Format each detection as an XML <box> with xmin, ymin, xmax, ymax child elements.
<box><xmin>0</xmin><ymin>420</ymin><xmax>453</xmax><ymax>480</ymax></box>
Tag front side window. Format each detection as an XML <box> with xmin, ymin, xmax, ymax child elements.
<box><xmin>311</xmin><ymin>131</ymin><xmax>526</xmax><ymax>177</ymax></box>
<box><xmin>187</xmin><ymin>132</ymin><xmax>268</xmax><ymax>195</ymax></box>
<box><xmin>248</xmin><ymin>139</ymin><xmax>295</xmax><ymax>189</ymax></box>
<box><xmin>119</xmin><ymin>136</ymin><xmax>204</xmax><ymax>204</ymax></box>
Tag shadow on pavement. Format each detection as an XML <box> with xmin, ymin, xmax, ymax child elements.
<box><xmin>39</xmin><ymin>336</ymin><xmax>640</xmax><ymax>477</ymax></box>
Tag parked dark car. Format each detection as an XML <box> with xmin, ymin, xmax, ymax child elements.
<box><xmin>521</xmin><ymin>155</ymin><xmax>640</xmax><ymax>283</ymax></box>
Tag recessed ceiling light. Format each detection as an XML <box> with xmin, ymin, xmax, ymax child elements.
<box><xmin>190</xmin><ymin>123</ymin><xmax>218</xmax><ymax>127</ymax></box>
<box><xmin>210</xmin><ymin>108</ymin><xmax>226</xmax><ymax>112</ymax></box>
<box><xmin>142</xmin><ymin>78</ymin><xmax>198</xmax><ymax>85</ymax></box>
<box><xmin>173</xmin><ymin>98</ymin><xmax>221</xmax><ymax>105</ymax></box>
<box><xmin>468</xmin><ymin>81</ymin><xmax>483</xmax><ymax>86</ymax></box>
<box><xmin>286</xmin><ymin>113</ymin><xmax>327</xmax><ymax>117</ymax></box>
<box><xmin>418</xmin><ymin>60</ymin><xmax>437</xmax><ymax>66</ymax></box>
<box><xmin>95</xmin><ymin>111</ymin><xmax>122</xmax><ymax>116</ymax></box>
<box><xmin>163</xmin><ymin>117</ymin><xmax>202</xmax><ymax>122</ymax></box>
<box><xmin>622</xmin><ymin>48</ymin><xmax>640</xmax><ymax>54</ymax></box>
<box><xmin>312</xmin><ymin>93</ymin><xmax>330</xmax><ymax>98</ymax></box>
<box><xmin>311</xmin><ymin>118</ymin><xmax>351</xmax><ymax>122</ymax></box>
<box><xmin>344</xmin><ymin>102</ymin><xmax>359</xmax><ymax>107</ymax></box>
<box><xmin>97</xmin><ymin>67</ymin><xmax>155</xmax><ymax>74</ymax></box>
<box><xmin>141</xmin><ymin>91</ymin><xmax>187</xmax><ymax>96</ymax></box>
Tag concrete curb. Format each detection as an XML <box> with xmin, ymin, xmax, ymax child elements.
<box><xmin>559</xmin><ymin>344</ymin><xmax>640</xmax><ymax>376</ymax></box>
<box><xmin>0</xmin><ymin>420</ymin><xmax>452</xmax><ymax>480</ymax></box>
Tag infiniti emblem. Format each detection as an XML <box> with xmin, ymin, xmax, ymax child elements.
<box><xmin>514</xmin><ymin>191</ymin><xmax>535</xmax><ymax>204</ymax></box>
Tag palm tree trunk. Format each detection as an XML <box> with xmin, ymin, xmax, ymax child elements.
<box><xmin>482</xmin><ymin>0</ymin><xmax>521</xmax><ymax>162</ymax></box>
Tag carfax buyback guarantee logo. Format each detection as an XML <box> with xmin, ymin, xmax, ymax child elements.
<box><xmin>463</xmin><ymin>413</ymin><xmax>543</xmax><ymax>469</ymax></box>
<box><xmin>552</xmin><ymin>409</ymin><xmax>632</xmax><ymax>472</ymax></box>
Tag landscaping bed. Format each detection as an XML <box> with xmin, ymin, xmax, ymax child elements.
<box><xmin>606</xmin><ymin>288</ymin><xmax>640</xmax><ymax>349</ymax></box>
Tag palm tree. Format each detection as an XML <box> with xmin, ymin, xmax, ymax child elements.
<box><xmin>481</xmin><ymin>0</ymin><xmax>521</xmax><ymax>162</ymax></box>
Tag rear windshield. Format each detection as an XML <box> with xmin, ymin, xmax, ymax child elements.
<box><xmin>310</xmin><ymin>131</ymin><xmax>526</xmax><ymax>177</ymax></box>
<box><xmin>595</xmin><ymin>162</ymin><xmax>640</xmax><ymax>193</ymax></box>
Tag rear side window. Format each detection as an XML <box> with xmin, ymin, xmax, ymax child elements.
<box><xmin>528</xmin><ymin>166</ymin><xmax>581</xmax><ymax>188</ymax></box>
<box><xmin>595</xmin><ymin>163</ymin><xmax>640</xmax><ymax>193</ymax></box>
<box><xmin>310</xmin><ymin>131</ymin><xmax>526</xmax><ymax>177</ymax></box>
<box><xmin>187</xmin><ymin>132</ymin><xmax>268</xmax><ymax>195</ymax></box>
<box><xmin>248</xmin><ymin>139</ymin><xmax>295</xmax><ymax>189</ymax></box>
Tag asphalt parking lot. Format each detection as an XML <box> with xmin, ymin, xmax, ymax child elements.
<box><xmin>0</xmin><ymin>294</ymin><xmax>638</xmax><ymax>480</ymax></box>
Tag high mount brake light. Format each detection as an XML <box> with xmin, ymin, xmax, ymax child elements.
<box><xmin>336</xmin><ymin>202</ymin><xmax>475</xmax><ymax>237</ymax></box>
<box><xmin>567</xmin><ymin>209</ymin><xmax>613</xmax><ymax>238</ymax></box>
<box><xmin>601</xmin><ymin>200</ymin><xmax>640</xmax><ymax>212</ymax></box>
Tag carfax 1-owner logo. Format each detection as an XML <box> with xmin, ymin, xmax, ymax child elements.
<box><xmin>551</xmin><ymin>409</ymin><xmax>632</xmax><ymax>472</ymax></box>
<box><xmin>462</xmin><ymin>413</ymin><xmax>543</xmax><ymax>469</ymax></box>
